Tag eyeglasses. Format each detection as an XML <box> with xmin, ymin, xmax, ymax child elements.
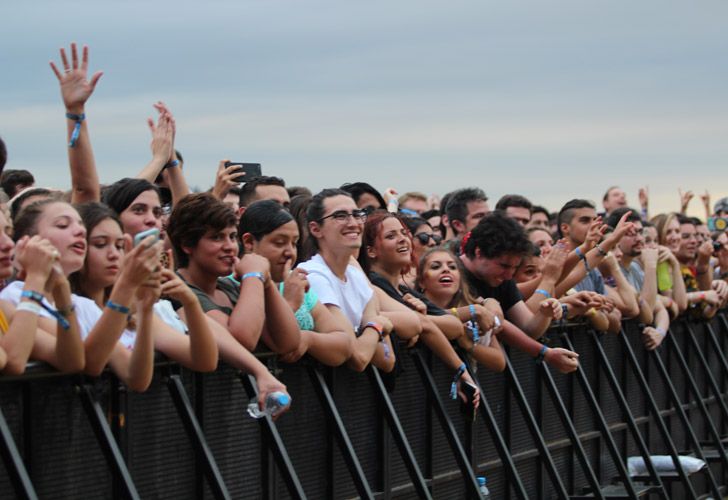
<box><xmin>319</xmin><ymin>209</ymin><xmax>368</xmax><ymax>223</ymax></box>
<box><xmin>415</xmin><ymin>232</ymin><xmax>443</xmax><ymax>245</ymax></box>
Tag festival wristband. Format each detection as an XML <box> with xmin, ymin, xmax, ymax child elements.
<box><xmin>468</xmin><ymin>304</ymin><xmax>479</xmax><ymax>343</ymax></box>
<box><xmin>242</xmin><ymin>272</ymin><xmax>266</xmax><ymax>284</ymax></box>
<box><xmin>534</xmin><ymin>289</ymin><xmax>551</xmax><ymax>299</ymax></box>
<box><xmin>21</xmin><ymin>290</ymin><xmax>70</xmax><ymax>329</ymax></box>
<box><xmin>106</xmin><ymin>300</ymin><xmax>131</xmax><ymax>315</ymax></box>
<box><xmin>450</xmin><ymin>363</ymin><xmax>466</xmax><ymax>400</ymax></box>
<box><xmin>65</xmin><ymin>112</ymin><xmax>85</xmax><ymax>148</ymax></box>
<box><xmin>535</xmin><ymin>344</ymin><xmax>549</xmax><ymax>363</ymax></box>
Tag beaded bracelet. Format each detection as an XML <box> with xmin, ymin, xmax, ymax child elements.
<box><xmin>468</xmin><ymin>304</ymin><xmax>479</xmax><ymax>343</ymax></box>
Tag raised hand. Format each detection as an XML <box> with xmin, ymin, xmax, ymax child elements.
<box><xmin>211</xmin><ymin>159</ymin><xmax>243</xmax><ymax>200</ymax></box>
<box><xmin>15</xmin><ymin>236</ymin><xmax>58</xmax><ymax>283</ymax></box>
<box><xmin>49</xmin><ymin>43</ymin><xmax>103</xmax><ymax>114</ymax></box>
<box><xmin>584</xmin><ymin>216</ymin><xmax>605</xmax><ymax>249</ymax></box>
<box><xmin>638</xmin><ymin>186</ymin><xmax>649</xmax><ymax>211</ymax></box>
<box><xmin>700</xmin><ymin>190</ymin><xmax>711</xmax><ymax>212</ymax></box>
<box><xmin>147</xmin><ymin>103</ymin><xmax>175</xmax><ymax>164</ymax></box>
<box><xmin>679</xmin><ymin>188</ymin><xmax>694</xmax><ymax>213</ymax></box>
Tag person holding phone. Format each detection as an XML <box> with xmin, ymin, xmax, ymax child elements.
<box><xmin>69</xmin><ymin>202</ymin><xmax>219</xmax><ymax>375</ymax></box>
<box><xmin>0</xmin><ymin>199</ymin><xmax>160</xmax><ymax>391</ymax></box>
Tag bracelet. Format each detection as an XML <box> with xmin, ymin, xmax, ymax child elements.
<box><xmin>574</xmin><ymin>246</ymin><xmax>591</xmax><ymax>273</ymax></box>
<box><xmin>242</xmin><ymin>272</ymin><xmax>266</xmax><ymax>284</ymax></box>
<box><xmin>595</xmin><ymin>244</ymin><xmax>608</xmax><ymax>257</ymax></box>
<box><xmin>21</xmin><ymin>290</ymin><xmax>70</xmax><ymax>329</ymax></box>
<box><xmin>655</xmin><ymin>327</ymin><xmax>667</xmax><ymax>338</ymax></box>
<box><xmin>561</xmin><ymin>303</ymin><xmax>569</xmax><ymax>320</ymax></box>
<box><xmin>534</xmin><ymin>288</ymin><xmax>551</xmax><ymax>299</ymax></box>
<box><xmin>65</xmin><ymin>112</ymin><xmax>85</xmax><ymax>148</ymax></box>
<box><xmin>106</xmin><ymin>300</ymin><xmax>131</xmax><ymax>315</ymax></box>
<box><xmin>16</xmin><ymin>301</ymin><xmax>42</xmax><ymax>315</ymax></box>
<box><xmin>535</xmin><ymin>344</ymin><xmax>549</xmax><ymax>363</ymax></box>
<box><xmin>468</xmin><ymin>304</ymin><xmax>479</xmax><ymax>343</ymax></box>
<box><xmin>450</xmin><ymin>363</ymin><xmax>467</xmax><ymax>400</ymax></box>
<box><xmin>365</xmin><ymin>321</ymin><xmax>390</xmax><ymax>359</ymax></box>
<box><xmin>57</xmin><ymin>304</ymin><xmax>76</xmax><ymax>317</ymax></box>
<box><xmin>450</xmin><ymin>307</ymin><xmax>459</xmax><ymax>317</ymax></box>
<box><xmin>164</xmin><ymin>159</ymin><xmax>180</xmax><ymax>169</ymax></box>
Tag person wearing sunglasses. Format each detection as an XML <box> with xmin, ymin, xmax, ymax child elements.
<box><xmin>400</xmin><ymin>217</ymin><xmax>442</xmax><ymax>289</ymax></box>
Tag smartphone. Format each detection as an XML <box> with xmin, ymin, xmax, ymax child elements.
<box><xmin>459</xmin><ymin>381</ymin><xmax>479</xmax><ymax>422</ymax></box>
<box><xmin>224</xmin><ymin>162</ymin><xmax>262</xmax><ymax>183</ymax></box>
<box><xmin>133</xmin><ymin>228</ymin><xmax>160</xmax><ymax>247</ymax></box>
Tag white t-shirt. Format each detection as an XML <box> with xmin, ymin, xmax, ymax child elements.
<box><xmin>298</xmin><ymin>254</ymin><xmax>373</xmax><ymax>328</ymax></box>
<box><xmin>0</xmin><ymin>282</ymin><xmax>186</xmax><ymax>350</ymax></box>
<box><xmin>0</xmin><ymin>280</ymin><xmax>103</xmax><ymax>340</ymax></box>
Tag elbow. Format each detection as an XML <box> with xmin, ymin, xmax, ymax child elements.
<box><xmin>126</xmin><ymin>378</ymin><xmax>152</xmax><ymax>393</ymax></box>
<box><xmin>347</xmin><ymin>353</ymin><xmax>369</xmax><ymax>373</ymax></box>
<box><xmin>84</xmin><ymin>359</ymin><xmax>107</xmax><ymax>377</ymax></box>
<box><xmin>192</xmin><ymin>355</ymin><xmax>219</xmax><ymax>373</ymax></box>
<box><xmin>56</xmin><ymin>356</ymin><xmax>85</xmax><ymax>374</ymax></box>
<box><xmin>2</xmin><ymin>358</ymin><xmax>26</xmax><ymax>376</ymax></box>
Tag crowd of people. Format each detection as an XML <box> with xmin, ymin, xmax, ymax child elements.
<box><xmin>0</xmin><ymin>43</ymin><xmax>727</xmax><ymax>417</ymax></box>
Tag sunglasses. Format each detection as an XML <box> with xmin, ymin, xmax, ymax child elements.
<box><xmin>414</xmin><ymin>232</ymin><xmax>442</xmax><ymax>245</ymax></box>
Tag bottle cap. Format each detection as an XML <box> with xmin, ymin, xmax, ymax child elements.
<box><xmin>276</xmin><ymin>393</ymin><xmax>291</xmax><ymax>406</ymax></box>
<box><xmin>477</xmin><ymin>477</ymin><xmax>485</xmax><ymax>486</ymax></box>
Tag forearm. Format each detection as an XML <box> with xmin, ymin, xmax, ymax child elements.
<box><xmin>525</xmin><ymin>275</ymin><xmax>557</xmax><ymax>312</ymax></box>
<box><xmin>228</xmin><ymin>280</ymin><xmax>266</xmax><ymax>350</ymax></box>
<box><xmin>262</xmin><ymin>283</ymin><xmax>301</xmax><ymax>353</ymax></box>
<box><xmin>640</xmin><ymin>263</ymin><xmax>657</xmax><ymax>312</ymax></box>
<box><xmin>65</xmin><ymin>107</ymin><xmax>101</xmax><ymax>203</ymax></box>
<box><xmin>84</xmin><ymin>286</ymin><xmax>135</xmax><ymax>375</ymax></box>
<box><xmin>522</xmin><ymin>312</ymin><xmax>552</xmax><ymax>339</ymax></box>
<box><xmin>457</xmin><ymin>335</ymin><xmax>505</xmax><ymax>372</ymax></box>
<box><xmin>124</xmin><ymin>308</ymin><xmax>155</xmax><ymax>392</ymax></box>
<box><xmin>136</xmin><ymin>156</ymin><xmax>167</xmax><ymax>183</ymax></box>
<box><xmin>498</xmin><ymin>320</ymin><xmax>543</xmax><ymax>358</ymax></box>
<box><xmin>51</xmin><ymin>284</ymin><xmax>85</xmax><ymax>373</ymax></box>
<box><xmin>555</xmin><ymin>265</ymin><xmax>587</xmax><ymax>297</ymax></box>
<box><xmin>428</xmin><ymin>313</ymin><xmax>464</xmax><ymax>341</ymax></box>
<box><xmin>0</xmin><ymin>277</ymin><xmax>47</xmax><ymax>374</ymax></box>
<box><xmin>164</xmin><ymin>163</ymin><xmax>191</xmax><ymax>206</ymax></box>
<box><xmin>379</xmin><ymin>310</ymin><xmax>422</xmax><ymax>339</ymax></box>
<box><xmin>180</xmin><ymin>300</ymin><xmax>219</xmax><ymax>371</ymax></box>
<box><xmin>419</xmin><ymin>317</ymin><xmax>464</xmax><ymax>371</ymax></box>
<box><xmin>696</xmin><ymin>264</ymin><xmax>713</xmax><ymax>291</ymax></box>
<box><xmin>669</xmin><ymin>262</ymin><xmax>688</xmax><ymax>312</ymax></box>
<box><xmin>654</xmin><ymin>302</ymin><xmax>669</xmax><ymax>332</ymax></box>
<box><xmin>347</xmin><ymin>329</ymin><xmax>381</xmax><ymax>372</ymax></box>
<box><xmin>303</xmin><ymin>330</ymin><xmax>352</xmax><ymax>366</ymax></box>
<box><xmin>517</xmin><ymin>277</ymin><xmax>541</xmax><ymax>302</ymax></box>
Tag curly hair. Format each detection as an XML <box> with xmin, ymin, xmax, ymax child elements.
<box><xmin>462</xmin><ymin>211</ymin><xmax>531</xmax><ymax>259</ymax></box>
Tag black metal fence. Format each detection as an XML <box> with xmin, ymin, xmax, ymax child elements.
<box><xmin>2</xmin><ymin>312</ymin><xmax>728</xmax><ymax>499</ymax></box>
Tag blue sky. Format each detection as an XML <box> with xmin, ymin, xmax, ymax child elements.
<box><xmin>1</xmin><ymin>1</ymin><xmax>727</xmax><ymax>216</ymax></box>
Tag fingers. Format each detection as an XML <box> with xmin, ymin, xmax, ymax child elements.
<box><xmin>70</xmin><ymin>42</ymin><xmax>79</xmax><ymax>70</ymax></box>
<box><xmin>89</xmin><ymin>71</ymin><xmax>103</xmax><ymax>91</ymax></box>
<box><xmin>49</xmin><ymin>61</ymin><xmax>62</xmax><ymax>80</ymax></box>
<box><xmin>60</xmin><ymin>47</ymin><xmax>70</xmax><ymax>72</ymax></box>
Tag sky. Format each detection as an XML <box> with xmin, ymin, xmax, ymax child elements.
<box><xmin>1</xmin><ymin>1</ymin><xmax>727</xmax><ymax>217</ymax></box>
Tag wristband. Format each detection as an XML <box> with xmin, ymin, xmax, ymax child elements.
<box><xmin>574</xmin><ymin>246</ymin><xmax>591</xmax><ymax>273</ymax></box>
<box><xmin>65</xmin><ymin>112</ymin><xmax>85</xmax><ymax>148</ymax></box>
<box><xmin>468</xmin><ymin>304</ymin><xmax>479</xmax><ymax>343</ymax></box>
<box><xmin>450</xmin><ymin>363</ymin><xmax>466</xmax><ymax>400</ymax></box>
<box><xmin>655</xmin><ymin>327</ymin><xmax>667</xmax><ymax>338</ymax></box>
<box><xmin>106</xmin><ymin>300</ymin><xmax>131</xmax><ymax>315</ymax></box>
<box><xmin>534</xmin><ymin>288</ymin><xmax>551</xmax><ymax>299</ymax></box>
<box><xmin>535</xmin><ymin>344</ymin><xmax>549</xmax><ymax>363</ymax></box>
<box><xmin>365</xmin><ymin>321</ymin><xmax>390</xmax><ymax>359</ymax></box>
<box><xmin>57</xmin><ymin>304</ymin><xmax>76</xmax><ymax>317</ymax></box>
<box><xmin>16</xmin><ymin>301</ymin><xmax>42</xmax><ymax>315</ymax></box>
<box><xmin>21</xmin><ymin>290</ymin><xmax>70</xmax><ymax>329</ymax></box>
<box><xmin>561</xmin><ymin>303</ymin><xmax>569</xmax><ymax>320</ymax></box>
<box><xmin>164</xmin><ymin>159</ymin><xmax>180</xmax><ymax>169</ymax></box>
<box><xmin>242</xmin><ymin>272</ymin><xmax>266</xmax><ymax>284</ymax></box>
<box><xmin>595</xmin><ymin>244</ymin><xmax>608</xmax><ymax>257</ymax></box>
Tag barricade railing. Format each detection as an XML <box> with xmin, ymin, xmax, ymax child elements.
<box><xmin>1</xmin><ymin>312</ymin><xmax>727</xmax><ymax>499</ymax></box>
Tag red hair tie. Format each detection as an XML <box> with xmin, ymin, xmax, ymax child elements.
<box><xmin>460</xmin><ymin>231</ymin><xmax>472</xmax><ymax>255</ymax></box>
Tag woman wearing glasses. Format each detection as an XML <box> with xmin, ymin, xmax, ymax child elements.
<box><xmin>401</xmin><ymin>217</ymin><xmax>441</xmax><ymax>289</ymax></box>
<box><xmin>299</xmin><ymin>189</ymin><xmax>422</xmax><ymax>373</ymax></box>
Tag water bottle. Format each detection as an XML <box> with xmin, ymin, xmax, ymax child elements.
<box><xmin>247</xmin><ymin>391</ymin><xmax>291</xmax><ymax>419</ymax></box>
<box><xmin>477</xmin><ymin>476</ymin><xmax>490</xmax><ymax>499</ymax></box>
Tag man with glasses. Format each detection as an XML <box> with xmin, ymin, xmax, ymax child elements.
<box><xmin>298</xmin><ymin>189</ymin><xmax>400</xmax><ymax>372</ymax></box>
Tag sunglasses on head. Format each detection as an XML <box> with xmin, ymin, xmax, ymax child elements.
<box><xmin>415</xmin><ymin>232</ymin><xmax>442</xmax><ymax>245</ymax></box>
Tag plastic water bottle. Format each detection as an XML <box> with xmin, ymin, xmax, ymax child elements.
<box><xmin>477</xmin><ymin>476</ymin><xmax>490</xmax><ymax>499</ymax></box>
<box><xmin>247</xmin><ymin>391</ymin><xmax>291</xmax><ymax>419</ymax></box>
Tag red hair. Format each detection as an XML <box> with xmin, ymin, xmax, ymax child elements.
<box><xmin>358</xmin><ymin>210</ymin><xmax>417</xmax><ymax>275</ymax></box>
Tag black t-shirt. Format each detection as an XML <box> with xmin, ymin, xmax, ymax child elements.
<box><xmin>368</xmin><ymin>271</ymin><xmax>447</xmax><ymax>316</ymax></box>
<box><xmin>461</xmin><ymin>267</ymin><xmax>523</xmax><ymax>314</ymax></box>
